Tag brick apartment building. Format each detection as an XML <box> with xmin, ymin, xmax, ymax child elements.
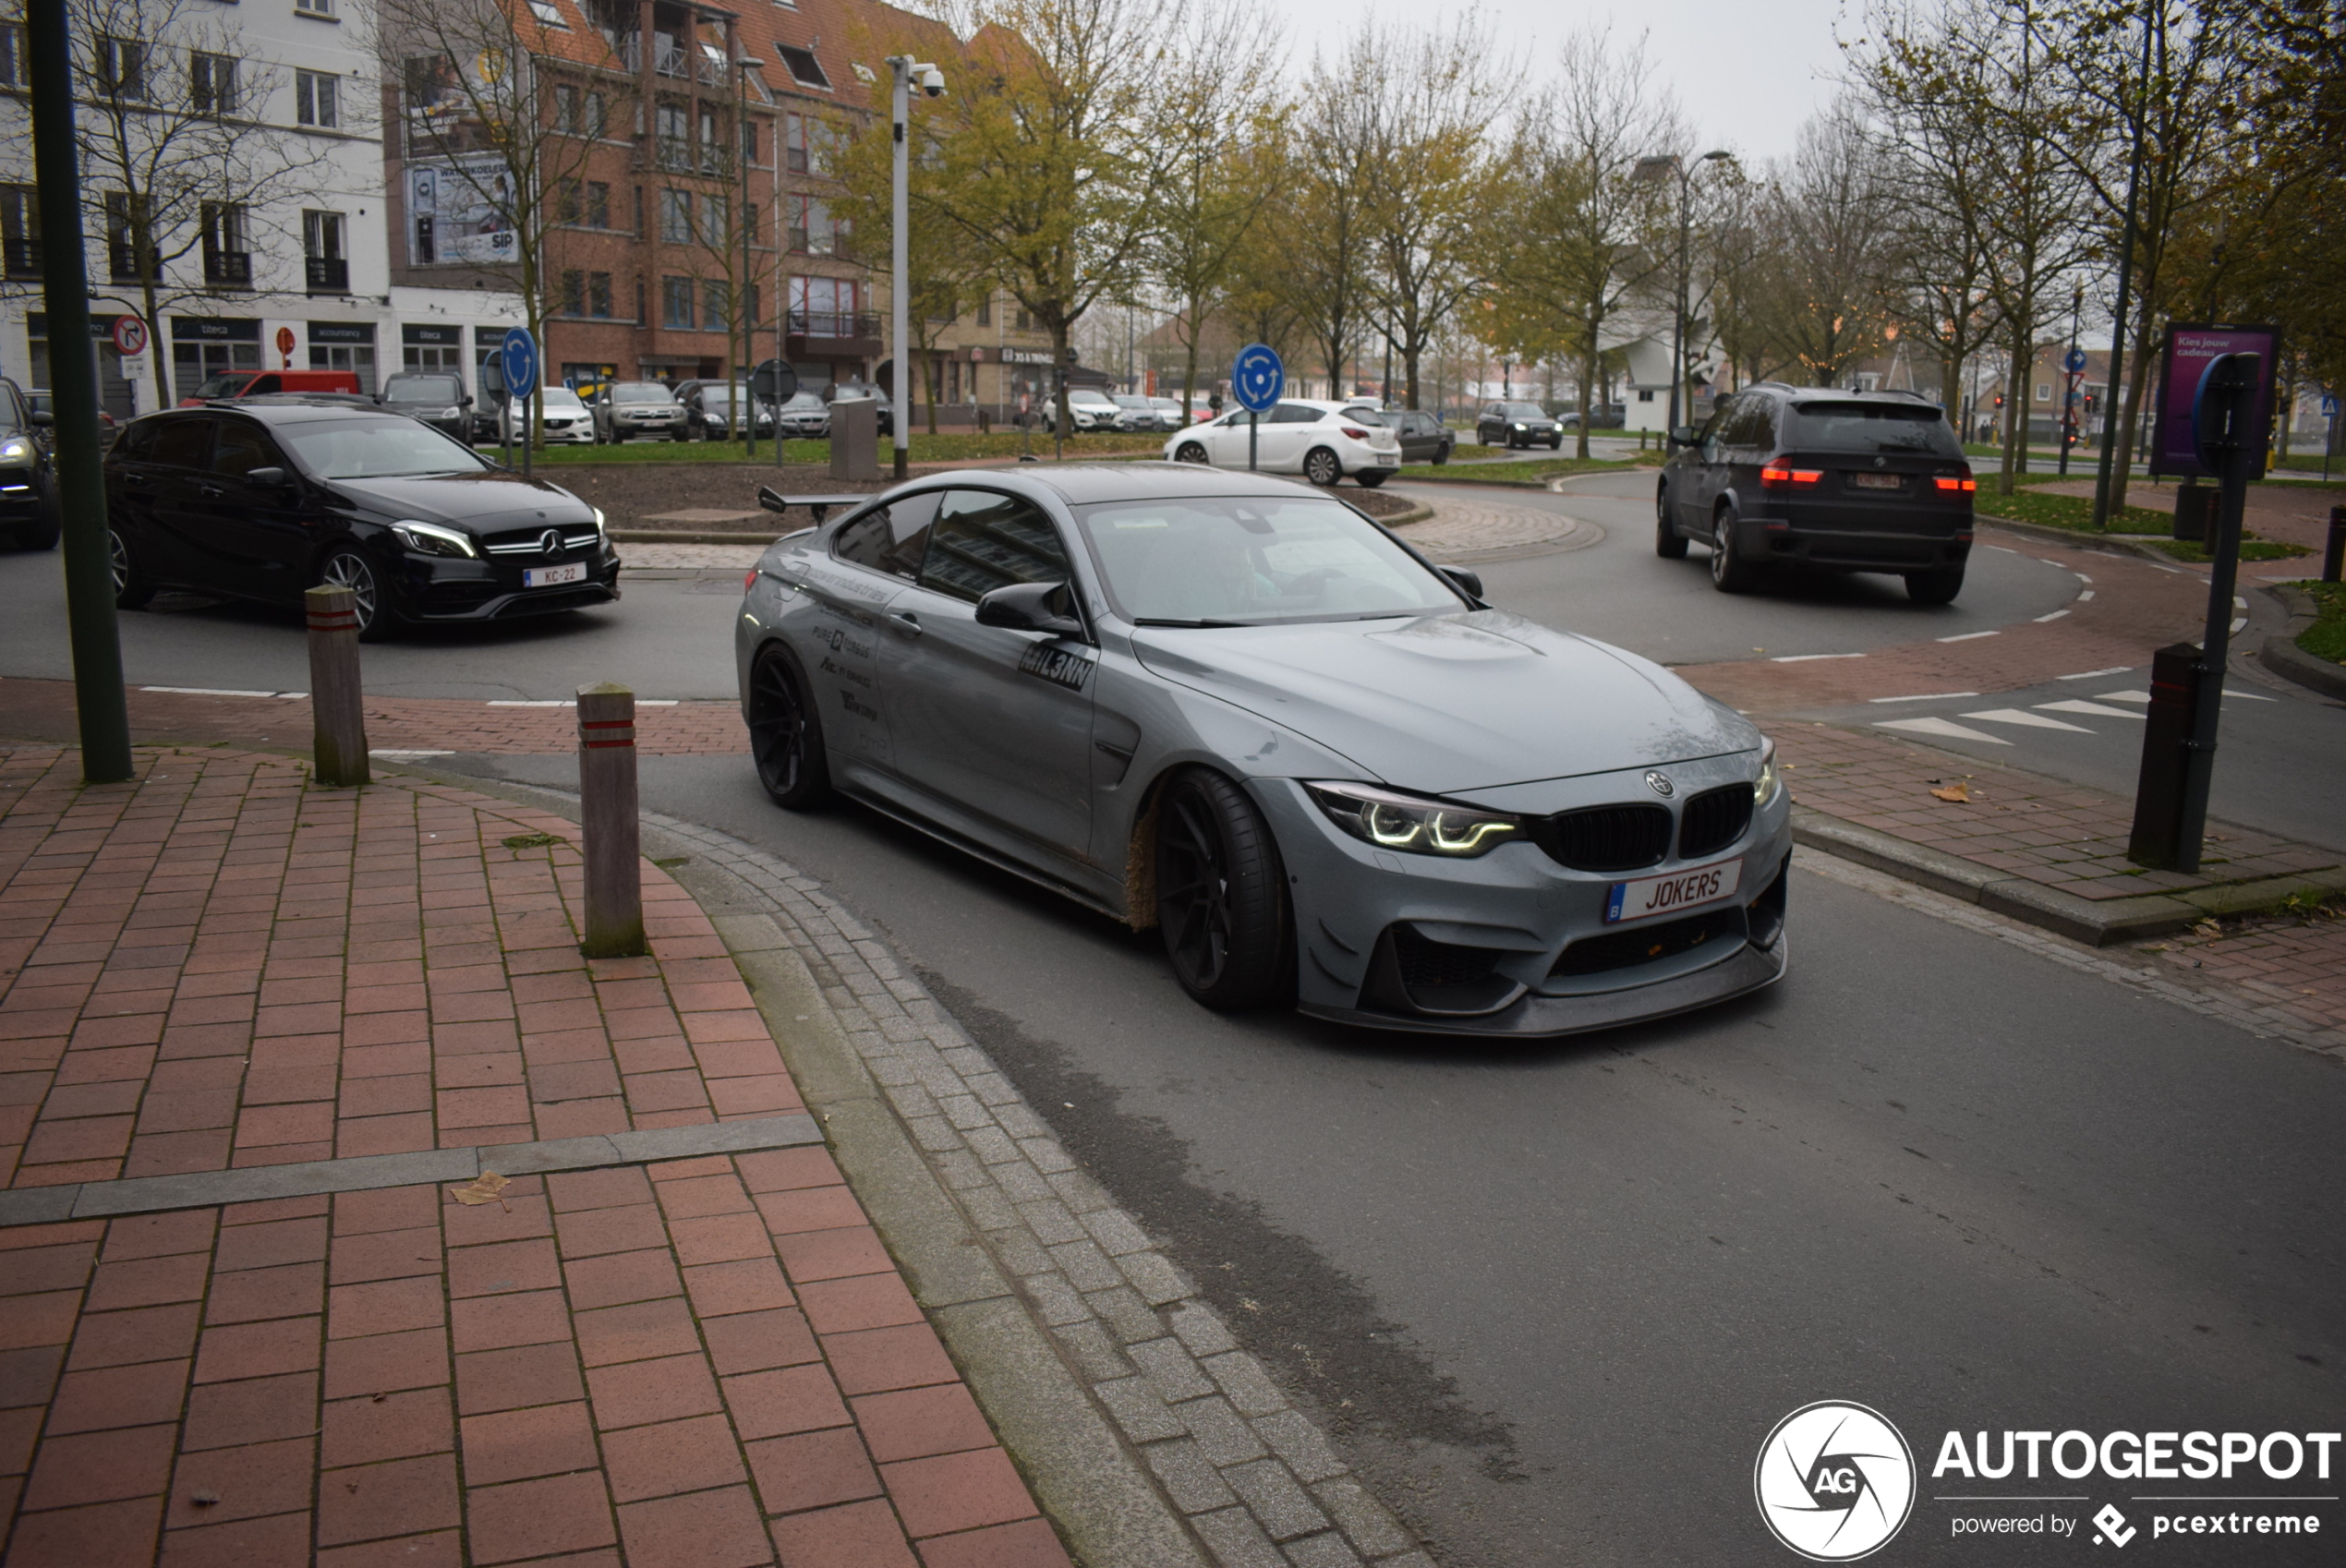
<box><xmin>384</xmin><ymin>0</ymin><xmax>1048</xmax><ymax>413</ymax></box>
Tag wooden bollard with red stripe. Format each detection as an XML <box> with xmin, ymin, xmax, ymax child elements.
<box><xmin>576</xmin><ymin>681</ymin><xmax>646</xmax><ymax>958</ymax></box>
<box><xmin>305</xmin><ymin>585</ymin><xmax>369</xmax><ymax>788</ymax></box>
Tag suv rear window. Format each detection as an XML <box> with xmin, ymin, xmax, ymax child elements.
<box><xmin>1785</xmin><ymin>402</ymin><xmax>1960</xmax><ymax>457</ymax></box>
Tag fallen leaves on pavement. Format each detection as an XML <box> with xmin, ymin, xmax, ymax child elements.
<box><xmin>449</xmin><ymin>1170</ymin><xmax>511</xmax><ymax>1210</ymax></box>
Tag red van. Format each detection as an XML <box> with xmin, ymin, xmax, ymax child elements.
<box><xmin>178</xmin><ymin>368</ymin><xmax>363</xmax><ymax>407</ymax></box>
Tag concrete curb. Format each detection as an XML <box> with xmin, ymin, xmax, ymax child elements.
<box><xmin>1790</xmin><ymin>805</ymin><xmax>2346</xmax><ymax>946</ymax></box>
<box><xmin>1973</xmin><ymin>513</ymin><xmax>2186</xmax><ymax>566</ymax></box>
<box><xmin>2259</xmin><ymin>584</ymin><xmax>2346</xmax><ymax>701</ymax></box>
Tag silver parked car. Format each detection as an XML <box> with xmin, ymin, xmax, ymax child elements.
<box><xmin>736</xmin><ymin>464</ymin><xmax>1789</xmax><ymax>1035</ymax></box>
<box><xmin>591</xmin><ymin>381</ymin><xmax>683</xmax><ymax>443</ymax></box>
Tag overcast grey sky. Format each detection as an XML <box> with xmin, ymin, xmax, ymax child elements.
<box><xmin>1271</xmin><ymin>0</ymin><xmax>1855</xmax><ymax>163</ymax></box>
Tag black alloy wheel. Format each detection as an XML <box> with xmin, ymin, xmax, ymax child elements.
<box><xmin>1154</xmin><ymin>768</ymin><xmax>1290</xmax><ymax>1010</ymax></box>
<box><xmin>319</xmin><ymin>549</ymin><xmax>398</xmax><ymax>642</ymax></box>
<box><xmin>1654</xmin><ymin>486</ymin><xmax>1687</xmax><ymax>558</ymax></box>
<box><xmin>747</xmin><ymin>646</ymin><xmax>831</xmax><ymax>808</ymax></box>
<box><xmin>1905</xmin><ymin>568</ymin><xmax>1965</xmax><ymax>605</ymax></box>
<box><xmin>1302</xmin><ymin>446</ymin><xmax>1342</xmax><ymax>487</ymax></box>
<box><xmin>1710</xmin><ymin>504</ymin><xmax>1758</xmax><ymax>594</ymax></box>
<box><xmin>109</xmin><ymin>529</ymin><xmax>153</xmax><ymax>609</ymax></box>
<box><xmin>1175</xmin><ymin>440</ymin><xmax>1208</xmax><ymax>464</ymax></box>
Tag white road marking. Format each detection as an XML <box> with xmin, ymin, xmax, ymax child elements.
<box><xmin>2234</xmin><ymin>596</ymin><xmax>2247</xmax><ymax>609</ymax></box>
<box><xmin>1962</xmin><ymin>707</ymin><xmax>2095</xmax><ymax>731</ymax></box>
<box><xmin>2231</xmin><ymin>617</ymin><xmax>2248</xmax><ymax>633</ymax></box>
<box><xmin>370</xmin><ymin>750</ymin><xmax>455</xmax><ymax>758</ymax></box>
<box><xmin>1876</xmin><ymin>717</ymin><xmax>2012</xmax><ymax>743</ymax></box>
<box><xmin>1985</xmin><ymin>545</ymin><xmax>2017</xmax><ymax>553</ymax></box>
<box><xmin>2226</xmin><ymin>689</ymin><xmax>2275</xmax><ymax>700</ymax></box>
<box><xmin>2038</xmin><ymin>700</ymin><xmax>2144</xmax><ymax>719</ymax></box>
<box><xmin>2096</xmin><ymin>690</ymin><xmax>2153</xmax><ymax>704</ymax></box>
<box><xmin>1868</xmin><ymin>692</ymin><xmax>1981</xmax><ymax>703</ymax></box>
<box><xmin>1936</xmin><ymin>629</ymin><xmax>2001</xmax><ymax>643</ymax></box>
<box><xmin>141</xmin><ymin>686</ymin><xmax>285</xmax><ymax>699</ymax></box>
<box><xmin>1771</xmin><ymin>652</ymin><xmax>1867</xmax><ymax>662</ymax></box>
<box><xmin>488</xmin><ymin>700</ymin><xmax>574</xmax><ymax>706</ymax></box>
<box><xmin>2058</xmin><ymin>667</ymin><xmax>2132</xmax><ymax>680</ymax></box>
<box><xmin>2076</xmin><ymin>590</ymin><xmax>2096</xmax><ymax>601</ymax></box>
<box><xmin>2074</xmin><ymin>573</ymin><xmax>2093</xmax><ymax>583</ymax></box>
<box><xmin>2033</xmin><ymin>609</ymin><xmax>2071</xmax><ymax>622</ymax></box>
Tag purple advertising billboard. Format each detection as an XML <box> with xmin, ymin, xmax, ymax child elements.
<box><xmin>2150</xmin><ymin>322</ymin><xmax>2279</xmax><ymax>478</ymax></box>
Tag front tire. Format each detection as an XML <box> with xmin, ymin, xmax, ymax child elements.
<box><xmin>1709</xmin><ymin>506</ymin><xmax>1758</xmax><ymax>594</ymax></box>
<box><xmin>1302</xmin><ymin>446</ymin><xmax>1342</xmax><ymax>487</ymax></box>
<box><xmin>1175</xmin><ymin>440</ymin><xmax>1208</xmax><ymax>464</ymax></box>
<box><xmin>319</xmin><ymin>549</ymin><xmax>401</xmax><ymax>641</ymax></box>
<box><xmin>1655</xmin><ymin>487</ymin><xmax>1687</xmax><ymax>558</ymax></box>
<box><xmin>110</xmin><ymin>529</ymin><xmax>154</xmax><ymax>609</ymax></box>
<box><xmin>1432</xmin><ymin>442</ymin><xmax>1450</xmax><ymax>466</ymax></box>
<box><xmin>1905</xmin><ymin>568</ymin><xmax>1965</xmax><ymax>605</ymax></box>
<box><xmin>1155</xmin><ymin>768</ymin><xmax>1289</xmax><ymax>1010</ymax></box>
<box><xmin>747</xmin><ymin>646</ymin><xmax>832</xmax><ymax>808</ymax></box>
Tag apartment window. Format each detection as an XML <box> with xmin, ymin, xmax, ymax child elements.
<box><xmin>104</xmin><ymin>190</ymin><xmax>158</xmax><ymax>282</ymax></box>
<box><xmin>656</xmin><ymin>100</ymin><xmax>688</xmax><ymax>167</ymax></box>
<box><xmin>659</xmin><ymin>188</ymin><xmax>692</xmax><ymax>243</ymax></box>
<box><xmin>975</xmin><ymin>295</ymin><xmax>990</xmax><ymax>328</ymax></box>
<box><xmin>744</xmin><ymin>202</ymin><xmax>758</xmax><ymax>246</ymax></box>
<box><xmin>555</xmin><ymin>84</ymin><xmax>579</xmax><ymax>132</ymax></box>
<box><xmin>742</xmin><ymin>118</ymin><xmax>759</xmax><ymax>165</ymax></box>
<box><xmin>635</xmin><ymin>278</ymin><xmax>646</xmax><ymax>322</ymax></box>
<box><xmin>0</xmin><ymin>187</ymin><xmax>36</xmax><ymax>278</ymax></box>
<box><xmin>296</xmin><ymin>70</ymin><xmax>339</xmax><ymax>128</ymax></box>
<box><xmin>703</xmin><ymin>279</ymin><xmax>729</xmax><ymax>333</ymax></box>
<box><xmin>702</xmin><ymin>193</ymin><xmax>728</xmax><ymax>243</ymax></box>
<box><xmin>775</xmin><ymin>43</ymin><xmax>828</xmax><ymax>90</ymax></box>
<box><xmin>200</xmin><ymin>201</ymin><xmax>252</xmax><ymax>287</ymax></box>
<box><xmin>527</xmin><ymin>0</ymin><xmax>565</xmax><ymax>24</ymax></box>
<box><xmin>660</xmin><ymin>275</ymin><xmax>695</xmax><ymax>329</ymax></box>
<box><xmin>588</xmin><ymin>271</ymin><xmax>612</xmax><ymax>318</ymax></box>
<box><xmin>99</xmin><ymin>37</ymin><xmax>147</xmax><ymax>99</ymax></box>
<box><xmin>294</xmin><ymin>0</ymin><xmax>335</xmax><ymax>17</ymax></box>
<box><xmin>191</xmin><ymin>52</ymin><xmax>238</xmax><ymax>115</ymax></box>
<box><xmin>584</xmin><ymin>181</ymin><xmax>611</xmax><ymax>228</ymax></box>
<box><xmin>303</xmin><ymin>210</ymin><xmax>347</xmax><ymax>292</ymax></box>
<box><xmin>791</xmin><ymin>275</ymin><xmax>857</xmax><ymax>334</ymax></box>
<box><xmin>787</xmin><ymin>195</ymin><xmax>837</xmax><ymax>256</ymax></box>
<box><xmin>562</xmin><ymin>268</ymin><xmax>586</xmax><ymax>315</ymax></box>
<box><xmin>0</xmin><ymin>23</ymin><xmax>22</xmax><ymax>89</ymax></box>
<box><xmin>2035</xmin><ymin>382</ymin><xmax>2050</xmax><ymax>403</ymax></box>
<box><xmin>1014</xmin><ymin>307</ymin><xmax>1032</xmax><ymax>332</ymax></box>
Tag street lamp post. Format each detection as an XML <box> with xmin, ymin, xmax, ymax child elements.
<box><xmin>887</xmin><ymin>54</ymin><xmax>945</xmax><ymax>481</ymax></box>
<box><xmin>1634</xmin><ymin>150</ymin><xmax>1733</xmax><ymax>438</ymax></box>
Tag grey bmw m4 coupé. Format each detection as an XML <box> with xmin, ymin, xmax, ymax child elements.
<box><xmin>735</xmin><ymin>464</ymin><xmax>1790</xmax><ymax>1035</ymax></box>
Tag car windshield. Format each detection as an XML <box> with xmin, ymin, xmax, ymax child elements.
<box><xmin>1500</xmin><ymin>402</ymin><xmax>1545</xmax><ymax>417</ymax></box>
<box><xmin>1113</xmin><ymin>395</ymin><xmax>1150</xmax><ymax>408</ymax></box>
<box><xmin>1075</xmin><ymin>495</ymin><xmax>1464</xmax><ymax>626</ymax></box>
<box><xmin>1787</xmin><ymin>402</ymin><xmax>1962</xmax><ymax>456</ymax></box>
<box><xmin>614</xmin><ymin>384</ymin><xmax>671</xmax><ymax>404</ymax></box>
<box><xmin>780</xmin><ymin>392</ymin><xmax>824</xmax><ymax>412</ymax></box>
<box><xmin>537</xmin><ymin>389</ymin><xmax>585</xmax><ymax>410</ymax></box>
<box><xmin>279</xmin><ymin>417</ymin><xmax>494</xmax><ymax>478</ymax></box>
<box><xmin>699</xmin><ymin>386</ymin><xmax>752</xmax><ymax>407</ymax></box>
<box><xmin>1070</xmin><ymin>390</ymin><xmax>1119</xmax><ymax>406</ymax></box>
<box><xmin>384</xmin><ymin>377</ymin><xmax>461</xmax><ymax>404</ymax></box>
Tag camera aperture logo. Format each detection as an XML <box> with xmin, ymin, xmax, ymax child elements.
<box><xmin>1757</xmin><ymin>1401</ymin><xmax>1917</xmax><ymax>1561</ymax></box>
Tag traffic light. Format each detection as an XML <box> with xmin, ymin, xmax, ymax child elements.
<box><xmin>1994</xmin><ymin>392</ymin><xmax>2005</xmax><ymax>409</ymax></box>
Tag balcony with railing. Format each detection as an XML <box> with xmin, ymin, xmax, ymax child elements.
<box><xmin>786</xmin><ymin>309</ymin><xmax>881</xmax><ymax>353</ymax></box>
<box><xmin>202</xmin><ymin>247</ymin><xmax>252</xmax><ymax>287</ymax></box>
<box><xmin>306</xmin><ymin>255</ymin><xmax>348</xmax><ymax>294</ymax></box>
<box><xmin>108</xmin><ymin>241</ymin><xmax>160</xmax><ymax>283</ymax></box>
<box><xmin>2</xmin><ymin>238</ymin><xmax>38</xmax><ymax>279</ymax></box>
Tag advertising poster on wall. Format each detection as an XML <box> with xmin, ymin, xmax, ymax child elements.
<box><xmin>407</xmin><ymin>158</ymin><xmax>518</xmax><ymax>267</ymax></box>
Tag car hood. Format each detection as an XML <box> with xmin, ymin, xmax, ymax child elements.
<box><xmin>328</xmin><ymin>473</ymin><xmax>596</xmax><ymax>530</ymax></box>
<box><xmin>1129</xmin><ymin>609</ymin><xmax>1754</xmax><ymax>793</ymax></box>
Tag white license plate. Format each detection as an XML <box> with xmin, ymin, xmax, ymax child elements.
<box><xmin>523</xmin><ymin>562</ymin><xmax>586</xmax><ymax>588</ymax></box>
<box><xmin>1849</xmin><ymin>472</ymin><xmax>1905</xmax><ymax>489</ymax></box>
<box><xmin>1374</xmin><ymin>452</ymin><xmax>1399</xmax><ymax>464</ymax></box>
<box><xmin>1606</xmin><ymin>857</ymin><xmax>1743</xmax><ymax>923</ymax></box>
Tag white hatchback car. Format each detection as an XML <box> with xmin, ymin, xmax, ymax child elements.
<box><xmin>1164</xmin><ymin>399</ymin><xmax>1403</xmax><ymax>488</ymax></box>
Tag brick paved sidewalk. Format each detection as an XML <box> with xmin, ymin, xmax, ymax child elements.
<box><xmin>0</xmin><ymin>744</ymin><xmax>1070</xmax><ymax>1567</ymax></box>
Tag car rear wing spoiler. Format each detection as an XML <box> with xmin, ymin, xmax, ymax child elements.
<box><xmin>757</xmin><ymin>488</ymin><xmax>869</xmax><ymax>524</ymax></box>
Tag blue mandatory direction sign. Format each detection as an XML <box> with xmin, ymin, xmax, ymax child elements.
<box><xmin>1232</xmin><ymin>343</ymin><xmax>1284</xmax><ymax>413</ymax></box>
<box><xmin>500</xmin><ymin>327</ymin><xmax>538</xmax><ymax>400</ymax></box>
<box><xmin>2064</xmin><ymin>346</ymin><xmax>2088</xmax><ymax>374</ymax></box>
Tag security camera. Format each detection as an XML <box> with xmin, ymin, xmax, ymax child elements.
<box><xmin>920</xmin><ymin>66</ymin><xmax>946</xmax><ymax>97</ymax></box>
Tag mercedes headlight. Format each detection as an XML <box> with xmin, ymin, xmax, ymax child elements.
<box><xmin>0</xmin><ymin>437</ymin><xmax>30</xmax><ymax>463</ymax></box>
<box><xmin>590</xmin><ymin>505</ymin><xmax>607</xmax><ymax>535</ymax></box>
<box><xmin>1303</xmin><ymin>781</ymin><xmax>1524</xmax><ymax>858</ymax></box>
<box><xmin>1753</xmin><ymin>737</ymin><xmax>1782</xmax><ymax>805</ymax></box>
<box><xmin>391</xmin><ymin>519</ymin><xmax>478</xmax><ymax>558</ymax></box>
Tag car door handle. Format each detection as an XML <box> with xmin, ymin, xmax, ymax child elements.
<box><xmin>889</xmin><ymin>609</ymin><xmax>922</xmax><ymax>635</ymax></box>
<box><xmin>198</xmin><ymin>485</ymin><xmax>224</xmax><ymax>499</ymax></box>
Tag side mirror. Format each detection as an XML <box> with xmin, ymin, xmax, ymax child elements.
<box><xmin>975</xmin><ymin>580</ymin><xmax>1085</xmax><ymax>639</ymax></box>
<box><xmin>29</xmin><ymin>409</ymin><xmax>53</xmax><ymax>428</ymax></box>
<box><xmin>1667</xmin><ymin>426</ymin><xmax>1699</xmax><ymax>447</ymax></box>
<box><xmin>1437</xmin><ymin>564</ymin><xmax>1484</xmax><ymax>602</ymax></box>
<box><xmin>461</xmin><ymin>393</ymin><xmax>475</xmax><ymax>407</ymax></box>
<box><xmin>244</xmin><ymin>465</ymin><xmax>289</xmax><ymax>487</ymax></box>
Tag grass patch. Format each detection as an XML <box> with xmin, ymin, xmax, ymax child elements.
<box><xmin>2148</xmin><ymin>537</ymin><xmax>2311</xmax><ymax>564</ymax></box>
<box><xmin>2293</xmin><ymin>580</ymin><xmax>2346</xmax><ymax>664</ymax></box>
<box><xmin>1975</xmin><ymin>487</ymin><xmax>2172</xmax><ymax>534</ymax></box>
<box><xmin>502</xmin><ymin>833</ymin><xmax>562</xmax><ymax>850</ymax></box>
<box><xmin>1394</xmin><ymin>456</ymin><xmax>1637</xmax><ymax>484</ymax></box>
<box><xmin>524</xmin><ymin>431</ymin><xmax>1166</xmax><ymax>466</ymax></box>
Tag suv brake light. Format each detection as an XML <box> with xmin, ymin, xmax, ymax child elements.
<box><xmin>1760</xmin><ymin>466</ymin><xmax>1821</xmax><ymax>489</ymax></box>
<box><xmin>1933</xmin><ymin>475</ymin><xmax>1977</xmax><ymax>492</ymax></box>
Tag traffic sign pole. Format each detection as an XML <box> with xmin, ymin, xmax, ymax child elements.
<box><xmin>500</xmin><ymin>329</ymin><xmax>538</xmax><ymax>479</ymax></box>
<box><xmin>1231</xmin><ymin>343</ymin><xmax>1285</xmax><ymax>474</ymax></box>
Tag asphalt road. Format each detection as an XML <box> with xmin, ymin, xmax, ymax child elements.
<box><xmin>3</xmin><ymin>488</ymin><xmax>2340</xmax><ymax>1564</ymax></box>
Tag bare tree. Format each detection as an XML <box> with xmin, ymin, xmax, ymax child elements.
<box><xmin>1747</xmin><ymin>104</ymin><xmax>1898</xmax><ymax>386</ymax></box>
<box><xmin>1275</xmin><ymin>40</ymin><xmax>1379</xmax><ymax>399</ymax></box>
<box><xmin>44</xmin><ymin>0</ymin><xmax>346</xmax><ymax>408</ymax></box>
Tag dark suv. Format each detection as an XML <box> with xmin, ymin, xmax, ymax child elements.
<box><xmin>1655</xmin><ymin>386</ymin><xmax>1975</xmax><ymax>603</ymax></box>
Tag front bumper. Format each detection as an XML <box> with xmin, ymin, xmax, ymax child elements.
<box><xmin>1264</xmin><ymin>766</ymin><xmax>1794</xmax><ymax>1037</ymax></box>
<box><xmin>610</xmin><ymin>416</ymin><xmax>681</xmax><ymax>440</ymax></box>
<box><xmin>391</xmin><ymin>545</ymin><xmax>623</xmax><ymax>622</ymax></box>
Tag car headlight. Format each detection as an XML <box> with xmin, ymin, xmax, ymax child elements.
<box><xmin>391</xmin><ymin>519</ymin><xmax>478</xmax><ymax>558</ymax></box>
<box><xmin>590</xmin><ymin>505</ymin><xmax>607</xmax><ymax>535</ymax></box>
<box><xmin>439</xmin><ymin>406</ymin><xmax>465</xmax><ymax>419</ymax></box>
<box><xmin>1512</xmin><ymin>422</ymin><xmax>1526</xmax><ymax>430</ymax></box>
<box><xmin>1753</xmin><ymin>737</ymin><xmax>1782</xmax><ymax>805</ymax></box>
<box><xmin>1303</xmin><ymin>780</ymin><xmax>1525</xmax><ymax>858</ymax></box>
<box><xmin>0</xmin><ymin>437</ymin><xmax>30</xmax><ymax>463</ymax></box>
